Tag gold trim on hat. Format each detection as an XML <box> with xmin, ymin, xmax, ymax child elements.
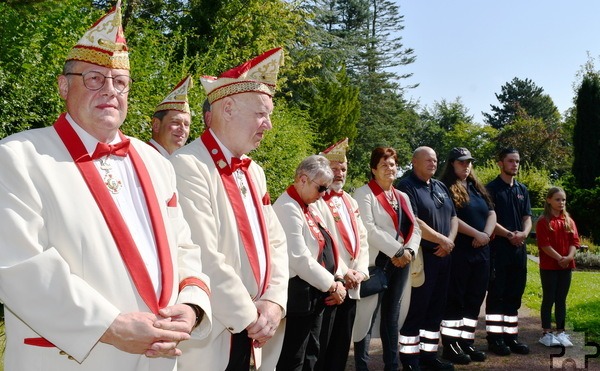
<box><xmin>66</xmin><ymin>48</ymin><xmax>130</xmax><ymax>70</ymax></box>
<box><xmin>207</xmin><ymin>81</ymin><xmax>275</xmax><ymax>104</ymax></box>
<box><xmin>154</xmin><ymin>102</ymin><xmax>191</xmax><ymax>115</ymax></box>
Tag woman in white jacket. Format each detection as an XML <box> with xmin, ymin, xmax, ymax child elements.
<box><xmin>274</xmin><ymin>155</ymin><xmax>346</xmax><ymax>370</ymax></box>
<box><xmin>353</xmin><ymin>147</ymin><xmax>422</xmax><ymax>371</ymax></box>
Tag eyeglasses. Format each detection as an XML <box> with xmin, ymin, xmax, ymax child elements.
<box><xmin>430</xmin><ymin>183</ymin><xmax>445</xmax><ymax>208</ymax></box>
<box><xmin>65</xmin><ymin>71</ymin><xmax>133</xmax><ymax>94</ymax></box>
<box><xmin>311</xmin><ymin>179</ymin><xmax>329</xmax><ymax>193</ymax></box>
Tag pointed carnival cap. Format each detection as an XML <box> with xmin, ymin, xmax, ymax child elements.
<box><xmin>154</xmin><ymin>75</ymin><xmax>193</xmax><ymax>115</ymax></box>
<box><xmin>66</xmin><ymin>0</ymin><xmax>129</xmax><ymax>70</ymax></box>
<box><xmin>201</xmin><ymin>47</ymin><xmax>284</xmax><ymax>104</ymax></box>
<box><xmin>320</xmin><ymin>138</ymin><xmax>349</xmax><ymax>163</ymax></box>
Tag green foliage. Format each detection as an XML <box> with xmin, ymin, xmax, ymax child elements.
<box><xmin>440</xmin><ymin>122</ymin><xmax>498</xmax><ymax>168</ymax></box>
<box><xmin>483</xmin><ymin>77</ymin><xmax>560</xmax><ymax>130</ymax></box>
<box><xmin>474</xmin><ymin>160</ymin><xmax>552</xmax><ymax>208</ymax></box>
<box><xmin>0</xmin><ymin>0</ymin><xmax>97</xmax><ymax>138</ymax></box>
<box><xmin>251</xmin><ymin>103</ymin><xmax>316</xmax><ymax>200</ymax></box>
<box><xmin>124</xmin><ymin>19</ymin><xmax>206</xmax><ymax>140</ymax></box>
<box><xmin>300</xmin><ymin>66</ymin><xmax>360</xmax><ymax>152</ymax></box>
<box><xmin>562</xmin><ymin>175</ymin><xmax>600</xmax><ymax>244</ymax></box>
<box><xmin>573</xmin><ymin>72</ymin><xmax>600</xmax><ymax>189</ymax></box>
<box><xmin>494</xmin><ymin>112</ymin><xmax>571</xmax><ymax>172</ymax></box>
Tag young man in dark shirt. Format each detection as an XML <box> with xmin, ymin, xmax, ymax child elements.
<box><xmin>485</xmin><ymin>148</ymin><xmax>532</xmax><ymax>356</ymax></box>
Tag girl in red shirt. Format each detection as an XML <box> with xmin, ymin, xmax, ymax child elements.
<box><xmin>536</xmin><ymin>187</ymin><xmax>580</xmax><ymax>348</ymax></box>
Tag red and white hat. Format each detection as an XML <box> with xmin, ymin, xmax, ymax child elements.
<box><xmin>320</xmin><ymin>138</ymin><xmax>349</xmax><ymax>163</ymax></box>
<box><xmin>66</xmin><ymin>0</ymin><xmax>129</xmax><ymax>70</ymax></box>
<box><xmin>154</xmin><ymin>75</ymin><xmax>193</xmax><ymax>115</ymax></box>
<box><xmin>201</xmin><ymin>47</ymin><xmax>284</xmax><ymax>104</ymax></box>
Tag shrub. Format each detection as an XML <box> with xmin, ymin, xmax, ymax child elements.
<box><xmin>475</xmin><ymin>161</ymin><xmax>552</xmax><ymax>208</ymax></box>
<box><xmin>562</xmin><ymin>175</ymin><xmax>600</xmax><ymax>244</ymax></box>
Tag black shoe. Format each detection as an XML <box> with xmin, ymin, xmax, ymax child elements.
<box><xmin>403</xmin><ymin>365</ymin><xmax>421</xmax><ymax>371</ymax></box>
<box><xmin>442</xmin><ymin>343</ymin><xmax>471</xmax><ymax>365</ymax></box>
<box><xmin>461</xmin><ymin>344</ymin><xmax>487</xmax><ymax>362</ymax></box>
<box><xmin>505</xmin><ymin>338</ymin><xmax>530</xmax><ymax>355</ymax></box>
<box><xmin>419</xmin><ymin>357</ymin><xmax>455</xmax><ymax>370</ymax></box>
<box><xmin>488</xmin><ymin>338</ymin><xmax>511</xmax><ymax>356</ymax></box>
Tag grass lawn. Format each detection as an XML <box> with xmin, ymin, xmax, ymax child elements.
<box><xmin>523</xmin><ymin>258</ymin><xmax>600</xmax><ymax>344</ymax></box>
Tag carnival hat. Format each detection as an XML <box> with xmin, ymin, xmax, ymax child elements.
<box><xmin>320</xmin><ymin>138</ymin><xmax>349</xmax><ymax>163</ymax></box>
<box><xmin>201</xmin><ymin>47</ymin><xmax>284</xmax><ymax>104</ymax></box>
<box><xmin>154</xmin><ymin>75</ymin><xmax>193</xmax><ymax>115</ymax></box>
<box><xmin>66</xmin><ymin>0</ymin><xmax>129</xmax><ymax>70</ymax></box>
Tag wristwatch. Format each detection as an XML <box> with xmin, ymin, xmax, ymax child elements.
<box><xmin>506</xmin><ymin>232</ymin><xmax>514</xmax><ymax>239</ymax></box>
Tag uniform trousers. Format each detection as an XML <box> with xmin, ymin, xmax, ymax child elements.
<box><xmin>400</xmin><ymin>251</ymin><xmax>451</xmax><ymax>366</ymax></box>
<box><xmin>441</xmin><ymin>248</ymin><xmax>489</xmax><ymax>346</ymax></box>
<box><xmin>486</xmin><ymin>243</ymin><xmax>527</xmax><ymax>341</ymax></box>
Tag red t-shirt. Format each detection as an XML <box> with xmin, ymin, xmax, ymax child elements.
<box><xmin>536</xmin><ymin>214</ymin><xmax>580</xmax><ymax>270</ymax></box>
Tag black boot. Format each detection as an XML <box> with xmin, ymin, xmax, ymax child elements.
<box><xmin>505</xmin><ymin>337</ymin><xmax>530</xmax><ymax>355</ymax></box>
<box><xmin>460</xmin><ymin>342</ymin><xmax>486</xmax><ymax>362</ymax></box>
<box><xmin>487</xmin><ymin>337</ymin><xmax>511</xmax><ymax>356</ymax></box>
<box><xmin>419</xmin><ymin>356</ymin><xmax>455</xmax><ymax>370</ymax></box>
<box><xmin>442</xmin><ymin>342</ymin><xmax>471</xmax><ymax>365</ymax></box>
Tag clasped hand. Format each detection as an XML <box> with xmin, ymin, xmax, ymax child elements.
<box><xmin>246</xmin><ymin>300</ymin><xmax>283</xmax><ymax>348</ymax></box>
<box><xmin>100</xmin><ymin>304</ymin><xmax>197</xmax><ymax>358</ymax></box>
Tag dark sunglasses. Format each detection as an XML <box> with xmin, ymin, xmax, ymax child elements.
<box><xmin>311</xmin><ymin>179</ymin><xmax>329</xmax><ymax>193</ymax></box>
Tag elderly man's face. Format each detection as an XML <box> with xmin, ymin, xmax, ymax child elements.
<box><xmin>58</xmin><ymin>61</ymin><xmax>128</xmax><ymax>142</ymax></box>
<box><xmin>152</xmin><ymin>110</ymin><xmax>191</xmax><ymax>154</ymax></box>
<box><xmin>226</xmin><ymin>93</ymin><xmax>273</xmax><ymax>157</ymax></box>
<box><xmin>329</xmin><ymin>161</ymin><xmax>347</xmax><ymax>191</ymax></box>
<box><xmin>412</xmin><ymin>148</ymin><xmax>438</xmax><ymax>181</ymax></box>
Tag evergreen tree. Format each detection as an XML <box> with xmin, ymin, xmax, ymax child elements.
<box><xmin>483</xmin><ymin>77</ymin><xmax>560</xmax><ymax>130</ymax></box>
<box><xmin>573</xmin><ymin>72</ymin><xmax>600</xmax><ymax>188</ymax></box>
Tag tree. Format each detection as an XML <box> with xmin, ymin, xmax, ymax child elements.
<box><xmin>573</xmin><ymin>72</ymin><xmax>600</xmax><ymax>189</ymax></box>
<box><xmin>308</xmin><ymin>66</ymin><xmax>360</xmax><ymax>151</ymax></box>
<box><xmin>483</xmin><ymin>77</ymin><xmax>560</xmax><ymax>130</ymax></box>
<box><xmin>495</xmin><ymin>109</ymin><xmax>570</xmax><ymax>172</ymax></box>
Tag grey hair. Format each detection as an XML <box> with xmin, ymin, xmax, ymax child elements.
<box><xmin>295</xmin><ymin>155</ymin><xmax>333</xmax><ymax>183</ymax></box>
<box><xmin>62</xmin><ymin>60</ymin><xmax>77</xmax><ymax>75</ymax></box>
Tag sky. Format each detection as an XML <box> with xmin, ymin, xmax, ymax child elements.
<box><xmin>395</xmin><ymin>0</ymin><xmax>600</xmax><ymax>123</ymax></box>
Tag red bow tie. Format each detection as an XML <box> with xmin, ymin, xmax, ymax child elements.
<box><xmin>324</xmin><ymin>190</ymin><xmax>344</xmax><ymax>200</ymax></box>
<box><xmin>91</xmin><ymin>139</ymin><xmax>131</xmax><ymax>160</ymax></box>
<box><xmin>231</xmin><ymin>157</ymin><xmax>252</xmax><ymax>172</ymax></box>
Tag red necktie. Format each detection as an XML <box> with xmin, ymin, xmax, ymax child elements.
<box><xmin>231</xmin><ymin>157</ymin><xmax>252</xmax><ymax>172</ymax></box>
<box><xmin>91</xmin><ymin>139</ymin><xmax>131</xmax><ymax>160</ymax></box>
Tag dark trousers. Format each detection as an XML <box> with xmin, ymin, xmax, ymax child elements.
<box><xmin>442</xmin><ymin>249</ymin><xmax>489</xmax><ymax>346</ymax></box>
<box><xmin>315</xmin><ymin>298</ymin><xmax>354</xmax><ymax>371</ymax></box>
<box><xmin>380</xmin><ymin>264</ymin><xmax>410</xmax><ymax>371</ymax></box>
<box><xmin>540</xmin><ymin>268</ymin><xmax>572</xmax><ymax>330</ymax></box>
<box><xmin>225</xmin><ymin>330</ymin><xmax>251</xmax><ymax>371</ymax></box>
<box><xmin>486</xmin><ymin>243</ymin><xmax>527</xmax><ymax>340</ymax></box>
<box><xmin>277</xmin><ymin>299</ymin><xmax>326</xmax><ymax>371</ymax></box>
<box><xmin>400</xmin><ymin>252</ymin><xmax>451</xmax><ymax>365</ymax></box>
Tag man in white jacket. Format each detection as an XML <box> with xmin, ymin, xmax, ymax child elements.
<box><xmin>0</xmin><ymin>2</ymin><xmax>212</xmax><ymax>370</ymax></box>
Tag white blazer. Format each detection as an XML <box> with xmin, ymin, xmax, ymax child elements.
<box><xmin>0</xmin><ymin>122</ymin><xmax>212</xmax><ymax>371</ymax></box>
<box><xmin>314</xmin><ymin>192</ymin><xmax>369</xmax><ymax>293</ymax></box>
<box><xmin>273</xmin><ymin>190</ymin><xmax>343</xmax><ymax>292</ymax></box>
<box><xmin>171</xmin><ymin>135</ymin><xmax>289</xmax><ymax>371</ymax></box>
<box><xmin>351</xmin><ymin>183</ymin><xmax>422</xmax><ymax>341</ymax></box>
